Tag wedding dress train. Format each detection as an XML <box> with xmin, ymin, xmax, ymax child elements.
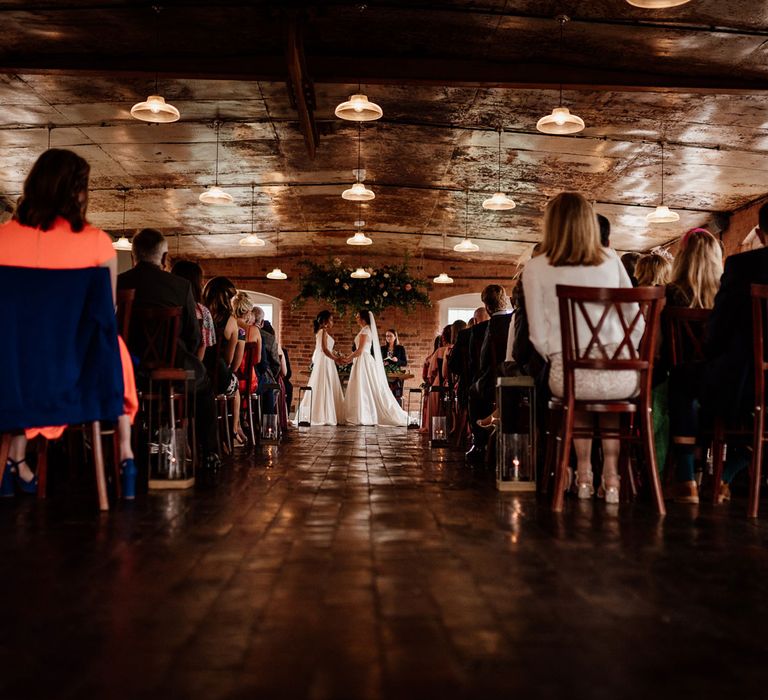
<box><xmin>345</xmin><ymin>317</ymin><xmax>408</xmax><ymax>427</ymax></box>
<box><xmin>297</xmin><ymin>330</ymin><xmax>345</xmax><ymax>425</ymax></box>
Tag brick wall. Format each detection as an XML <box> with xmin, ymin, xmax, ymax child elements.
<box><xmin>186</xmin><ymin>253</ymin><xmax>519</xmax><ymax>393</ymax></box>
<box><xmin>720</xmin><ymin>196</ymin><xmax>768</xmax><ymax>258</ymax></box>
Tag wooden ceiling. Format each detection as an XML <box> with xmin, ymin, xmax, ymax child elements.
<box><xmin>0</xmin><ymin>1</ymin><xmax>766</xmax><ymax>260</ymax></box>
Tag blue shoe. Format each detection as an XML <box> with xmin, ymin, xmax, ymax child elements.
<box><xmin>0</xmin><ymin>461</ymin><xmax>16</xmax><ymax>498</ymax></box>
<box><xmin>13</xmin><ymin>460</ymin><xmax>37</xmax><ymax>495</ymax></box>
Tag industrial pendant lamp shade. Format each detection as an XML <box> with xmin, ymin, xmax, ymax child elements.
<box><xmin>646</xmin><ymin>205</ymin><xmax>680</xmax><ymax>224</ymax></box>
<box><xmin>347</xmin><ymin>231</ymin><xmax>373</xmax><ymax>246</ymax></box>
<box><xmin>483</xmin><ymin>191</ymin><xmax>516</xmax><ymax>211</ymax></box>
<box><xmin>200</xmin><ymin>120</ymin><xmax>233</xmax><ymax>205</ymax></box>
<box><xmin>536</xmin><ymin>107</ymin><xmax>585</xmax><ymax>135</ymax></box>
<box><xmin>454</xmin><ymin>238</ymin><xmax>480</xmax><ymax>253</ymax></box>
<box><xmin>199</xmin><ymin>186</ymin><xmax>234</xmax><ymax>206</ymax></box>
<box><xmin>626</xmin><ymin>0</ymin><xmax>690</xmax><ymax>7</ymax></box>
<box><xmin>335</xmin><ymin>94</ymin><xmax>383</xmax><ymax>121</ymax></box>
<box><xmin>351</xmin><ymin>267</ymin><xmax>371</xmax><ymax>279</ymax></box>
<box><xmin>113</xmin><ymin>236</ymin><xmax>132</xmax><ymax>251</ymax></box>
<box><xmin>239</xmin><ymin>233</ymin><xmax>266</xmax><ymax>247</ymax></box>
<box><xmin>433</xmin><ymin>272</ymin><xmax>454</xmax><ymax>284</ymax></box>
<box><xmin>130</xmin><ymin>95</ymin><xmax>180</xmax><ymax>123</ymax></box>
<box><xmin>266</xmin><ymin>268</ymin><xmax>287</xmax><ymax>280</ymax></box>
<box><xmin>342</xmin><ymin>181</ymin><xmax>375</xmax><ymax>201</ymax></box>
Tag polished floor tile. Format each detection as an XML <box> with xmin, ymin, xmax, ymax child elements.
<box><xmin>2</xmin><ymin>426</ymin><xmax>768</xmax><ymax>699</ymax></box>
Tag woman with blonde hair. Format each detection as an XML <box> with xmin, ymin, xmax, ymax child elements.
<box><xmin>523</xmin><ymin>192</ymin><xmax>641</xmax><ymax>504</ymax></box>
<box><xmin>666</xmin><ymin>228</ymin><xmax>723</xmax><ymax>309</ymax></box>
<box><xmin>635</xmin><ymin>251</ymin><xmax>672</xmax><ymax>287</ymax></box>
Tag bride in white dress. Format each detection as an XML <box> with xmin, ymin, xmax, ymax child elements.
<box><xmin>343</xmin><ymin>310</ymin><xmax>408</xmax><ymax>427</ymax></box>
<box><xmin>296</xmin><ymin>311</ymin><xmax>346</xmax><ymax>425</ymax></box>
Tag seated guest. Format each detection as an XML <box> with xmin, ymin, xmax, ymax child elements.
<box><xmin>171</xmin><ymin>260</ymin><xmax>216</xmax><ymax>361</ymax></box>
<box><xmin>420</xmin><ymin>335</ymin><xmax>443</xmax><ymax>433</ymax></box>
<box><xmin>469</xmin><ymin>285</ymin><xmax>513</xmax><ymax>458</ymax></box>
<box><xmin>598</xmin><ymin>213</ymin><xmax>611</xmax><ymax>248</ymax></box>
<box><xmin>464</xmin><ymin>307</ymin><xmax>491</xmax><ymax>461</ymax></box>
<box><xmin>382</xmin><ymin>329</ymin><xmax>408</xmax><ymax>402</ymax></box>
<box><xmin>232</xmin><ymin>292</ymin><xmax>260</xmax><ymax>395</ymax></box>
<box><xmin>506</xmin><ymin>243</ymin><xmax>544</xmax><ymax>377</ymax></box>
<box><xmin>663</xmin><ymin>229</ymin><xmax>730</xmax><ymax>503</ymax></box>
<box><xmin>262</xmin><ymin>319</ymin><xmax>290</xmax><ymax>430</ymax></box>
<box><xmin>635</xmin><ymin>251</ymin><xmax>672</xmax><ymax>287</ymax></box>
<box><xmin>523</xmin><ymin>192</ymin><xmax>641</xmax><ymax>503</ymax></box>
<box><xmin>621</xmin><ymin>252</ymin><xmax>641</xmax><ymax>287</ymax></box>
<box><xmin>118</xmin><ymin>228</ymin><xmax>220</xmax><ymax>471</ymax></box>
<box><xmin>252</xmin><ymin>307</ymin><xmax>281</xmax><ymax>413</ymax></box>
<box><xmin>0</xmin><ymin>149</ymin><xmax>137</xmax><ymax>496</ymax></box>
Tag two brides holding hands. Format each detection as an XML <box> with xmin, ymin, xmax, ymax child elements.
<box><xmin>298</xmin><ymin>309</ymin><xmax>408</xmax><ymax>427</ymax></box>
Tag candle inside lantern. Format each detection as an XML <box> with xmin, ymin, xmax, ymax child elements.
<box><xmin>512</xmin><ymin>458</ymin><xmax>520</xmax><ymax>480</ymax></box>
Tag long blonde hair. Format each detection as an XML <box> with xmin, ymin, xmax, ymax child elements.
<box><xmin>542</xmin><ymin>192</ymin><xmax>605</xmax><ymax>267</ymax></box>
<box><xmin>669</xmin><ymin>228</ymin><xmax>723</xmax><ymax>309</ymax></box>
<box><xmin>635</xmin><ymin>252</ymin><xmax>672</xmax><ymax>287</ymax></box>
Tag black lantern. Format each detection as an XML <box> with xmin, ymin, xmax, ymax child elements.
<box><xmin>406</xmin><ymin>387</ymin><xmax>423</xmax><ymax>429</ymax></box>
<box><xmin>297</xmin><ymin>386</ymin><xmax>312</xmax><ymax>427</ymax></box>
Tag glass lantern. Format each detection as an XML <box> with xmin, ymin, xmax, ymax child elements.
<box><xmin>261</xmin><ymin>413</ymin><xmax>280</xmax><ymax>444</ymax></box>
<box><xmin>406</xmin><ymin>387</ymin><xmax>423</xmax><ymax>429</ymax></box>
<box><xmin>297</xmin><ymin>386</ymin><xmax>312</xmax><ymax>427</ymax></box>
<box><xmin>431</xmin><ymin>415</ymin><xmax>448</xmax><ymax>447</ymax></box>
<box><xmin>496</xmin><ymin>376</ymin><xmax>537</xmax><ymax>492</ymax></box>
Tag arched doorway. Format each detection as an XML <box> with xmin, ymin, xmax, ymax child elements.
<box><xmin>237</xmin><ymin>289</ymin><xmax>283</xmax><ymax>334</ymax></box>
<box><xmin>437</xmin><ymin>292</ymin><xmax>482</xmax><ymax>328</ymax></box>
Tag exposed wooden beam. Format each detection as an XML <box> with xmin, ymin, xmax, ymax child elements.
<box><xmin>285</xmin><ymin>15</ymin><xmax>319</xmax><ymax>159</ymax></box>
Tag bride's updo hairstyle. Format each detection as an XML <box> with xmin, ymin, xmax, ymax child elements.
<box><xmin>358</xmin><ymin>309</ymin><xmax>371</xmax><ymax>325</ymax></box>
<box><xmin>313</xmin><ymin>310</ymin><xmax>332</xmax><ymax>333</ymax></box>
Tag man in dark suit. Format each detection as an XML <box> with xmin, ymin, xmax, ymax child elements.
<box><xmin>118</xmin><ymin>228</ymin><xmax>220</xmax><ymax>469</ymax></box>
<box><xmin>253</xmin><ymin>310</ymin><xmax>281</xmax><ymax>413</ymax></box>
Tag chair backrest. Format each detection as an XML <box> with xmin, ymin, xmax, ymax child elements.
<box><xmin>664</xmin><ymin>306</ymin><xmax>711</xmax><ymax>366</ymax></box>
<box><xmin>130</xmin><ymin>305</ymin><xmax>183</xmax><ymax>371</ymax></box>
<box><xmin>241</xmin><ymin>341</ymin><xmax>259</xmax><ymax>396</ymax></box>
<box><xmin>556</xmin><ymin>284</ymin><xmax>666</xmax><ymax>401</ymax></box>
<box><xmin>116</xmin><ymin>288</ymin><xmax>135</xmax><ymax>339</ymax></box>
<box><xmin>751</xmin><ymin>284</ymin><xmax>768</xmax><ymax>408</ymax></box>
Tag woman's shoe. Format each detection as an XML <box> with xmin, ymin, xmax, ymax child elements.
<box><xmin>1</xmin><ymin>461</ymin><xmax>16</xmax><ymax>498</ymax></box>
<box><xmin>476</xmin><ymin>415</ymin><xmax>499</xmax><ymax>431</ymax></box>
<box><xmin>233</xmin><ymin>432</ymin><xmax>247</xmax><ymax>448</ymax></box>
<box><xmin>664</xmin><ymin>480</ymin><xmax>699</xmax><ymax>504</ymax></box>
<box><xmin>716</xmin><ymin>481</ymin><xmax>731</xmax><ymax>504</ymax></box>
<box><xmin>13</xmin><ymin>460</ymin><xmax>37</xmax><ymax>495</ymax></box>
<box><xmin>575</xmin><ymin>471</ymin><xmax>594</xmax><ymax>500</ymax></box>
<box><xmin>598</xmin><ymin>477</ymin><xmax>621</xmax><ymax>505</ymax></box>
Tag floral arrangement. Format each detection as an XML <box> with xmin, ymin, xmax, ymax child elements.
<box><xmin>292</xmin><ymin>257</ymin><xmax>431</xmax><ymax>317</ymax></box>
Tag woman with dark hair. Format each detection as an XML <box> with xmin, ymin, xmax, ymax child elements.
<box><xmin>422</xmin><ymin>325</ymin><xmax>454</xmax><ymax>433</ymax></box>
<box><xmin>296</xmin><ymin>310</ymin><xmax>345</xmax><ymax>425</ymax></box>
<box><xmin>171</xmin><ymin>260</ymin><xmax>216</xmax><ymax>361</ymax></box>
<box><xmin>381</xmin><ymin>328</ymin><xmax>408</xmax><ymax>403</ymax></box>
<box><xmin>0</xmin><ymin>149</ymin><xmax>138</xmax><ymax>497</ymax></box>
<box><xmin>201</xmin><ymin>276</ymin><xmax>246</xmax><ymax>446</ymax></box>
<box><xmin>343</xmin><ymin>310</ymin><xmax>408</xmax><ymax>426</ymax></box>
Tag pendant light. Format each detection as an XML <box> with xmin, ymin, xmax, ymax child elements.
<box><xmin>347</xmin><ymin>205</ymin><xmax>373</xmax><ymax>246</ymax></box>
<box><xmin>266</xmin><ymin>228</ymin><xmax>287</xmax><ymax>279</ymax></box>
<box><xmin>335</xmin><ymin>83</ymin><xmax>383</xmax><ymax>122</ymax></box>
<box><xmin>351</xmin><ymin>267</ymin><xmax>371</xmax><ymax>279</ymax></box>
<box><xmin>626</xmin><ymin>0</ymin><xmax>691</xmax><ymax>7</ymax></box>
<box><xmin>240</xmin><ymin>185</ymin><xmax>266</xmax><ymax>247</ymax></box>
<box><xmin>454</xmin><ymin>190</ymin><xmax>480</xmax><ymax>253</ymax></box>
<box><xmin>342</xmin><ymin>124</ymin><xmax>375</xmax><ymax>201</ymax></box>
<box><xmin>536</xmin><ymin>16</ymin><xmax>585</xmax><ymax>136</ymax></box>
<box><xmin>130</xmin><ymin>7</ymin><xmax>180</xmax><ymax>123</ymax></box>
<box><xmin>200</xmin><ymin>120</ymin><xmax>233</xmax><ymax>205</ymax></box>
<box><xmin>112</xmin><ymin>188</ymin><xmax>132</xmax><ymax>251</ymax></box>
<box><xmin>483</xmin><ymin>128</ymin><xmax>516</xmax><ymax>211</ymax></box>
<box><xmin>433</xmin><ymin>231</ymin><xmax>454</xmax><ymax>284</ymax></box>
<box><xmin>646</xmin><ymin>141</ymin><xmax>680</xmax><ymax>224</ymax></box>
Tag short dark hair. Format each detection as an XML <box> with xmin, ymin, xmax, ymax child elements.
<box><xmin>358</xmin><ymin>309</ymin><xmax>371</xmax><ymax>325</ymax></box>
<box><xmin>314</xmin><ymin>310</ymin><xmax>332</xmax><ymax>334</ymax></box>
<box><xmin>481</xmin><ymin>284</ymin><xmax>508</xmax><ymax>314</ymax></box>
<box><xmin>15</xmin><ymin>149</ymin><xmax>90</xmax><ymax>232</ymax></box>
<box><xmin>597</xmin><ymin>214</ymin><xmax>611</xmax><ymax>247</ymax></box>
<box><xmin>132</xmin><ymin>228</ymin><xmax>166</xmax><ymax>262</ymax></box>
<box><xmin>171</xmin><ymin>260</ymin><xmax>203</xmax><ymax>302</ymax></box>
<box><xmin>759</xmin><ymin>202</ymin><xmax>768</xmax><ymax>233</ymax></box>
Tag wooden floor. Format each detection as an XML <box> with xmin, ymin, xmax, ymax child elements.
<box><xmin>2</xmin><ymin>426</ymin><xmax>768</xmax><ymax>699</ymax></box>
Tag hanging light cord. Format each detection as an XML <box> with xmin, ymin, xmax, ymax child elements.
<box><xmin>357</xmin><ymin>123</ymin><xmax>362</xmax><ymax>181</ymax></box>
<box><xmin>559</xmin><ymin>16</ymin><xmax>564</xmax><ymax>106</ymax></box>
<box><xmin>214</xmin><ymin>120</ymin><xmax>221</xmax><ymax>186</ymax></box>
<box><xmin>497</xmin><ymin>128</ymin><xmax>502</xmax><ymax>191</ymax></box>
<box><xmin>153</xmin><ymin>5</ymin><xmax>161</xmax><ymax>95</ymax></box>
<box><xmin>122</xmin><ymin>188</ymin><xmax>127</xmax><ymax>230</ymax></box>
<box><xmin>465</xmin><ymin>189</ymin><xmax>469</xmax><ymax>238</ymax></box>
<box><xmin>660</xmin><ymin>141</ymin><xmax>665</xmax><ymax>204</ymax></box>
<box><xmin>251</xmin><ymin>184</ymin><xmax>255</xmax><ymax>234</ymax></box>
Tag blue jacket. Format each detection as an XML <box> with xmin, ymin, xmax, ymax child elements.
<box><xmin>0</xmin><ymin>266</ymin><xmax>124</xmax><ymax>431</ymax></box>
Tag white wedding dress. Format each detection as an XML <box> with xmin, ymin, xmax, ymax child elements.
<box><xmin>297</xmin><ymin>330</ymin><xmax>345</xmax><ymax>426</ymax></box>
<box><xmin>345</xmin><ymin>316</ymin><xmax>408</xmax><ymax>427</ymax></box>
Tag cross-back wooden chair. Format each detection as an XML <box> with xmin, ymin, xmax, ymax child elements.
<box><xmin>116</xmin><ymin>288</ymin><xmax>136</xmax><ymax>340</ymax></box>
<box><xmin>549</xmin><ymin>284</ymin><xmax>666</xmax><ymax>514</ymax></box>
<box><xmin>664</xmin><ymin>307</ymin><xmax>710</xmax><ymax>367</ymax></box>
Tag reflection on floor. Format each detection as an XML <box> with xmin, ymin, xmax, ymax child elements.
<box><xmin>2</xmin><ymin>426</ymin><xmax>768</xmax><ymax>700</ymax></box>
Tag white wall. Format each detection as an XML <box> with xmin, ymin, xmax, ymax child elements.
<box><xmin>437</xmin><ymin>292</ymin><xmax>482</xmax><ymax>329</ymax></box>
<box><xmin>238</xmin><ymin>290</ymin><xmax>283</xmax><ymax>337</ymax></box>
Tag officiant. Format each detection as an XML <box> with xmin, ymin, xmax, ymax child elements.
<box><xmin>382</xmin><ymin>329</ymin><xmax>408</xmax><ymax>403</ymax></box>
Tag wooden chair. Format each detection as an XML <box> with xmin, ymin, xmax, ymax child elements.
<box><xmin>116</xmin><ymin>288</ymin><xmax>136</xmax><ymax>339</ymax></box>
<box><xmin>748</xmin><ymin>284</ymin><xmax>768</xmax><ymax>517</ymax></box>
<box><xmin>549</xmin><ymin>285</ymin><xmax>666</xmax><ymax>514</ymax></box>
<box><xmin>208</xmin><ymin>338</ymin><xmax>234</xmax><ymax>455</ymax></box>
<box><xmin>241</xmin><ymin>341</ymin><xmax>260</xmax><ymax>445</ymax></box>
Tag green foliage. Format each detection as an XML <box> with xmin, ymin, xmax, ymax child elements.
<box><xmin>292</xmin><ymin>257</ymin><xmax>431</xmax><ymax>317</ymax></box>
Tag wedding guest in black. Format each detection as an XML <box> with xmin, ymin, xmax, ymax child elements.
<box><xmin>281</xmin><ymin>346</ymin><xmax>294</xmax><ymax>416</ymax></box>
<box><xmin>621</xmin><ymin>252</ymin><xmax>641</xmax><ymax>287</ymax></box>
<box><xmin>598</xmin><ymin>213</ymin><xmax>611</xmax><ymax>248</ymax></box>
<box><xmin>118</xmin><ymin>228</ymin><xmax>220</xmax><ymax>471</ymax></box>
<box><xmin>253</xmin><ymin>309</ymin><xmax>280</xmax><ymax>412</ymax></box>
<box><xmin>382</xmin><ymin>328</ymin><xmax>408</xmax><ymax>402</ymax></box>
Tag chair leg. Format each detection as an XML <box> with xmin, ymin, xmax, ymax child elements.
<box><xmin>541</xmin><ymin>409</ymin><xmax>559</xmax><ymax>497</ymax></box>
<box><xmin>36</xmin><ymin>436</ymin><xmax>48</xmax><ymax>499</ymax></box>
<box><xmin>748</xmin><ymin>407</ymin><xmax>764</xmax><ymax>518</ymax></box>
<box><xmin>552</xmin><ymin>405</ymin><xmax>574</xmax><ymax>513</ymax></box>
<box><xmin>0</xmin><ymin>433</ymin><xmax>11</xmax><ymax>487</ymax></box>
<box><xmin>639</xmin><ymin>404</ymin><xmax>666</xmax><ymax>516</ymax></box>
<box><xmin>91</xmin><ymin>421</ymin><xmax>109</xmax><ymax>511</ymax></box>
<box><xmin>618</xmin><ymin>414</ymin><xmax>634</xmax><ymax>503</ymax></box>
<box><xmin>112</xmin><ymin>428</ymin><xmax>122</xmax><ymax>500</ymax></box>
<box><xmin>711</xmin><ymin>418</ymin><xmax>726</xmax><ymax>506</ymax></box>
